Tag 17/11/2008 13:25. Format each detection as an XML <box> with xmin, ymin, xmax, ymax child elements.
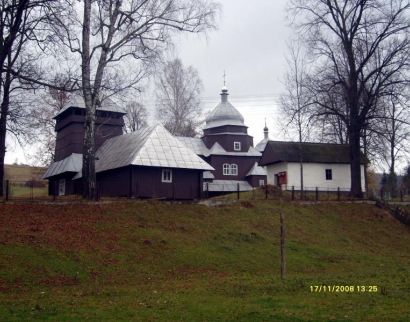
<box><xmin>310</xmin><ymin>285</ymin><xmax>378</xmax><ymax>292</ymax></box>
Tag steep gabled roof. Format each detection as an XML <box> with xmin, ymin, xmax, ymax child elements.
<box><xmin>259</xmin><ymin>141</ymin><xmax>369</xmax><ymax>166</ymax></box>
<box><xmin>74</xmin><ymin>124</ymin><xmax>214</xmax><ymax>179</ymax></box>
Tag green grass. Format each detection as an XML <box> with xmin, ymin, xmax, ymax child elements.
<box><xmin>0</xmin><ymin>201</ymin><xmax>409</xmax><ymax>321</ymax></box>
<box><xmin>4</xmin><ymin>164</ymin><xmax>48</xmax><ymax>199</ymax></box>
<box><xmin>7</xmin><ymin>183</ymin><xmax>48</xmax><ymax>198</ymax></box>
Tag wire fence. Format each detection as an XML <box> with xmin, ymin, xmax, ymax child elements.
<box><xmin>2</xmin><ymin>180</ymin><xmax>410</xmax><ymax>202</ymax></box>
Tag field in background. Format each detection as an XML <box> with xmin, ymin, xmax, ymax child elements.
<box><xmin>0</xmin><ymin>201</ymin><xmax>409</xmax><ymax>321</ymax></box>
<box><xmin>4</xmin><ymin>164</ymin><xmax>46</xmax><ymax>181</ymax></box>
<box><xmin>3</xmin><ymin>164</ymin><xmax>48</xmax><ymax>198</ymax></box>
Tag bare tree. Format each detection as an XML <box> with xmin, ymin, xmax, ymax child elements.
<box><xmin>0</xmin><ymin>0</ymin><xmax>55</xmax><ymax>196</ymax></box>
<box><xmin>278</xmin><ymin>40</ymin><xmax>313</xmax><ymax>191</ymax></box>
<box><xmin>288</xmin><ymin>0</ymin><xmax>410</xmax><ymax>198</ymax></box>
<box><xmin>123</xmin><ymin>101</ymin><xmax>148</xmax><ymax>133</ymax></box>
<box><xmin>28</xmin><ymin>73</ymin><xmax>71</xmax><ymax>166</ymax></box>
<box><xmin>310</xmin><ymin>74</ymin><xmax>350</xmax><ymax>145</ymax></box>
<box><xmin>48</xmin><ymin>0</ymin><xmax>220</xmax><ymax>198</ymax></box>
<box><xmin>402</xmin><ymin>164</ymin><xmax>410</xmax><ymax>195</ymax></box>
<box><xmin>371</xmin><ymin>88</ymin><xmax>410</xmax><ymax>177</ymax></box>
<box><xmin>155</xmin><ymin>58</ymin><xmax>204</xmax><ymax>137</ymax></box>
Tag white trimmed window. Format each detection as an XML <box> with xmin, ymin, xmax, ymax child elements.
<box><xmin>259</xmin><ymin>180</ymin><xmax>265</xmax><ymax>186</ymax></box>
<box><xmin>230</xmin><ymin>164</ymin><xmax>238</xmax><ymax>175</ymax></box>
<box><xmin>162</xmin><ymin>169</ymin><xmax>172</xmax><ymax>182</ymax></box>
<box><xmin>234</xmin><ymin>142</ymin><xmax>241</xmax><ymax>151</ymax></box>
<box><xmin>223</xmin><ymin>164</ymin><xmax>230</xmax><ymax>175</ymax></box>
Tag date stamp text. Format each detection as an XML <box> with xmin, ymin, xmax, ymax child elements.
<box><xmin>310</xmin><ymin>285</ymin><xmax>378</xmax><ymax>292</ymax></box>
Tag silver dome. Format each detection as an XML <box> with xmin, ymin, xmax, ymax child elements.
<box><xmin>204</xmin><ymin>87</ymin><xmax>246</xmax><ymax>129</ymax></box>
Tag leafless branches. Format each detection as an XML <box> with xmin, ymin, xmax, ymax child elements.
<box><xmin>155</xmin><ymin>58</ymin><xmax>203</xmax><ymax>137</ymax></box>
<box><xmin>287</xmin><ymin>0</ymin><xmax>410</xmax><ymax>197</ymax></box>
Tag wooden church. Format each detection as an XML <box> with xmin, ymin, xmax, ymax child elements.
<box><xmin>43</xmin><ymin>87</ymin><xmax>267</xmax><ymax>199</ymax></box>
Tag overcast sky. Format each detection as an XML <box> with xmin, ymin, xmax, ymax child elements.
<box><xmin>176</xmin><ymin>0</ymin><xmax>290</xmax><ymax>143</ymax></box>
<box><xmin>5</xmin><ymin>0</ymin><xmax>291</xmax><ymax>165</ymax></box>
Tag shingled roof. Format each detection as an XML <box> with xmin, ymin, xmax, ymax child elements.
<box><xmin>259</xmin><ymin>141</ymin><xmax>368</xmax><ymax>166</ymax></box>
<box><xmin>73</xmin><ymin>124</ymin><xmax>214</xmax><ymax>179</ymax></box>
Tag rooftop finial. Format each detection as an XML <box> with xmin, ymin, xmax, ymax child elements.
<box><xmin>263</xmin><ymin>118</ymin><xmax>269</xmax><ymax>139</ymax></box>
<box><xmin>223</xmin><ymin>70</ymin><xmax>226</xmax><ymax>86</ymax></box>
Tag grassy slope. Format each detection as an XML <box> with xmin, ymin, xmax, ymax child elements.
<box><xmin>0</xmin><ymin>201</ymin><xmax>409</xmax><ymax>321</ymax></box>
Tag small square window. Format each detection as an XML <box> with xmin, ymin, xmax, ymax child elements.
<box><xmin>259</xmin><ymin>180</ymin><xmax>265</xmax><ymax>186</ymax></box>
<box><xmin>325</xmin><ymin>169</ymin><xmax>332</xmax><ymax>180</ymax></box>
<box><xmin>162</xmin><ymin>169</ymin><xmax>172</xmax><ymax>182</ymax></box>
<box><xmin>234</xmin><ymin>142</ymin><xmax>241</xmax><ymax>151</ymax></box>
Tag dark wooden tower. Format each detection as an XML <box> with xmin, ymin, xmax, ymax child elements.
<box><xmin>54</xmin><ymin>97</ymin><xmax>125</xmax><ymax>162</ymax></box>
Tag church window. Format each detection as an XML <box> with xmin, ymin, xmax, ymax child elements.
<box><xmin>231</xmin><ymin>164</ymin><xmax>238</xmax><ymax>175</ymax></box>
<box><xmin>223</xmin><ymin>164</ymin><xmax>230</xmax><ymax>175</ymax></box>
<box><xmin>234</xmin><ymin>142</ymin><xmax>241</xmax><ymax>151</ymax></box>
<box><xmin>162</xmin><ymin>169</ymin><xmax>172</xmax><ymax>182</ymax></box>
<box><xmin>259</xmin><ymin>180</ymin><xmax>265</xmax><ymax>186</ymax></box>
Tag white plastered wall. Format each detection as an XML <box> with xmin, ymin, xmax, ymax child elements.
<box><xmin>266</xmin><ymin>162</ymin><xmax>366</xmax><ymax>192</ymax></box>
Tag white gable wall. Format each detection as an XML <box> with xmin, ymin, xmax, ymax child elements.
<box><xmin>266</xmin><ymin>162</ymin><xmax>366</xmax><ymax>192</ymax></box>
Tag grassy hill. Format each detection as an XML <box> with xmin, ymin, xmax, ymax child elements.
<box><xmin>4</xmin><ymin>164</ymin><xmax>47</xmax><ymax>182</ymax></box>
<box><xmin>0</xmin><ymin>201</ymin><xmax>409</xmax><ymax>321</ymax></box>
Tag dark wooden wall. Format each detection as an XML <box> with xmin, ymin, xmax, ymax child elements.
<box><xmin>96</xmin><ymin>166</ymin><xmax>203</xmax><ymax>200</ymax></box>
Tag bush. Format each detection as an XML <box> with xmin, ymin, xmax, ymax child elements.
<box><xmin>25</xmin><ymin>179</ymin><xmax>47</xmax><ymax>188</ymax></box>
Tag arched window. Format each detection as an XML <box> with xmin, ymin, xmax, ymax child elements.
<box><xmin>223</xmin><ymin>164</ymin><xmax>230</xmax><ymax>175</ymax></box>
<box><xmin>230</xmin><ymin>164</ymin><xmax>238</xmax><ymax>175</ymax></box>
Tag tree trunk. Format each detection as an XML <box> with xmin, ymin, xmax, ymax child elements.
<box><xmin>81</xmin><ymin>0</ymin><xmax>97</xmax><ymax>199</ymax></box>
<box><xmin>0</xmin><ymin>70</ymin><xmax>12</xmax><ymax>197</ymax></box>
<box><xmin>0</xmin><ymin>99</ymin><xmax>7</xmax><ymax>197</ymax></box>
<box><xmin>349</xmin><ymin>119</ymin><xmax>363</xmax><ymax>198</ymax></box>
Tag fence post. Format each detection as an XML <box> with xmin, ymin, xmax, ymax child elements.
<box><xmin>316</xmin><ymin>187</ymin><xmax>318</xmax><ymax>201</ymax></box>
<box><xmin>291</xmin><ymin>186</ymin><xmax>294</xmax><ymax>201</ymax></box>
<box><xmin>96</xmin><ymin>182</ymin><xmax>100</xmax><ymax>201</ymax></box>
<box><xmin>265</xmin><ymin>183</ymin><xmax>268</xmax><ymax>199</ymax></box>
<box><xmin>5</xmin><ymin>180</ymin><xmax>10</xmax><ymax>201</ymax></box>
<box><xmin>52</xmin><ymin>181</ymin><xmax>57</xmax><ymax>202</ymax></box>
<box><xmin>337</xmin><ymin>187</ymin><xmax>340</xmax><ymax>201</ymax></box>
<box><xmin>206</xmin><ymin>183</ymin><xmax>209</xmax><ymax>199</ymax></box>
<box><xmin>30</xmin><ymin>180</ymin><xmax>33</xmax><ymax>200</ymax></box>
<box><xmin>280</xmin><ymin>213</ymin><xmax>286</xmax><ymax>278</ymax></box>
<box><xmin>237</xmin><ymin>183</ymin><xmax>240</xmax><ymax>200</ymax></box>
<box><xmin>173</xmin><ymin>183</ymin><xmax>176</xmax><ymax>201</ymax></box>
<box><xmin>400</xmin><ymin>189</ymin><xmax>403</xmax><ymax>202</ymax></box>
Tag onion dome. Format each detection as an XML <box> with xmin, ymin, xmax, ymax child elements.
<box><xmin>204</xmin><ymin>87</ymin><xmax>246</xmax><ymax>129</ymax></box>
